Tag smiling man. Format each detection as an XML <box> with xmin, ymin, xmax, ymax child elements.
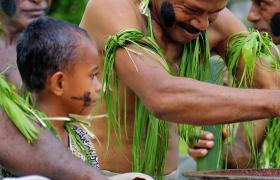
<box><xmin>80</xmin><ymin>0</ymin><xmax>280</xmax><ymax>179</ymax></box>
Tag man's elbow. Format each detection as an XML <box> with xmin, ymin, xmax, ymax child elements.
<box><xmin>144</xmin><ymin>93</ymin><xmax>169</xmax><ymax>119</ymax></box>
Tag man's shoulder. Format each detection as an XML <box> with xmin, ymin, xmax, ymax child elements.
<box><xmin>208</xmin><ymin>8</ymin><xmax>247</xmax><ymax>51</ymax></box>
<box><xmin>81</xmin><ymin>0</ymin><xmax>145</xmax><ymax>48</ymax></box>
<box><xmin>83</xmin><ymin>0</ymin><xmax>143</xmax><ymax>27</ymax></box>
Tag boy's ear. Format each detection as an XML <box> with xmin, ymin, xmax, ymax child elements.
<box><xmin>49</xmin><ymin>72</ymin><xmax>65</xmax><ymax>96</ymax></box>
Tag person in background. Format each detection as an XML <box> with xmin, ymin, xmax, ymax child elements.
<box><xmin>189</xmin><ymin>0</ymin><xmax>280</xmax><ymax>169</ymax></box>
<box><xmin>0</xmin><ymin>0</ymin><xmax>51</xmax><ymax>87</ymax></box>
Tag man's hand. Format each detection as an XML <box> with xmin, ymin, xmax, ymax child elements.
<box><xmin>188</xmin><ymin>129</ymin><xmax>227</xmax><ymax>158</ymax></box>
<box><xmin>188</xmin><ymin>131</ymin><xmax>214</xmax><ymax>158</ymax></box>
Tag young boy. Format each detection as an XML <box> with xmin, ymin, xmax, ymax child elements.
<box><xmin>19</xmin><ymin>16</ymin><xmax>102</xmax><ymax>165</ymax></box>
<box><xmin>1</xmin><ymin>16</ymin><xmax>101</xmax><ymax>177</ymax></box>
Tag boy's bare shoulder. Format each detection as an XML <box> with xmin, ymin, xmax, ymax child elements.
<box><xmin>80</xmin><ymin>0</ymin><xmax>146</xmax><ymax>48</ymax></box>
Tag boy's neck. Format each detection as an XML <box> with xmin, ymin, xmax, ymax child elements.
<box><xmin>35</xmin><ymin>93</ymin><xmax>69</xmax><ymax>145</ymax></box>
<box><xmin>36</xmin><ymin>99</ymin><xmax>68</xmax><ymax>118</ymax></box>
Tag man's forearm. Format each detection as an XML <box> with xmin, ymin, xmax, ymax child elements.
<box><xmin>153</xmin><ymin>77</ymin><xmax>277</xmax><ymax>125</ymax></box>
<box><xmin>0</xmin><ymin>111</ymin><xmax>106</xmax><ymax>180</ymax></box>
<box><xmin>115</xmin><ymin>47</ymin><xmax>279</xmax><ymax>125</ymax></box>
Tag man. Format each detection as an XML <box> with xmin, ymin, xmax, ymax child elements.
<box><xmin>80</xmin><ymin>0</ymin><xmax>280</xmax><ymax>178</ymax></box>
<box><xmin>0</xmin><ymin>0</ymin><xmax>51</xmax><ymax>87</ymax></box>
<box><xmin>0</xmin><ymin>1</ymin><xmax>107</xmax><ymax>179</ymax></box>
<box><xmin>190</xmin><ymin>0</ymin><xmax>280</xmax><ymax>169</ymax></box>
<box><xmin>248</xmin><ymin>0</ymin><xmax>280</xmax><ymax>44</ymax></box>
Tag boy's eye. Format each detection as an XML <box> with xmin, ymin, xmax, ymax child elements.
<box><xmin>90</xmin><ymin>72</ymin><xmax>98</xmax><ymax>79</ymax></box>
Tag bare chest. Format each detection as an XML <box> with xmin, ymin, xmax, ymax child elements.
<box><xmin>0</xmin><ymin>40</ymin><xmax>17</xmax><ymax>71</ymax></box>
<box><xmin>0</xmin><ymin>39</ymin><xmax>21</xmax><ymax>87</ymax></box>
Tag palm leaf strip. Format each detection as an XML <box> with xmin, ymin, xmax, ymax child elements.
<box><xmin>177</xmin><ymin>31</ymin><xmax>224</xmax><ymax>171</ymax></box>
<box><xmin>0</xmin><ymin>74</ymin><xmax>48</xmax><ymax>143</ymax></box>
<box><xmin>102</xmin><ymin>26</ymin><xmax>172</xmax><ymax>179</ymax></box>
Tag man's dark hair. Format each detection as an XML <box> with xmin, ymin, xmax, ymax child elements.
<box><xmin>17</xmin><ymin>16</ymin><xmax>90</xmax><ymax>92</ymax></box>
<box><xmin>0</xmin><ymin>0</ymin><xmax>16</xmax><ymax>17</ymax></box>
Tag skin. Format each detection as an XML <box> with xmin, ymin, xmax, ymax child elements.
<box><xmin>80</xmin><ymin>0</ymin><xmax>280</xmax><ymax>174</ymax></box>
<box><xmin>0</xmin><ymin>0</ymin><xmax>50</xmax><ymax>87</ymax></box>
<box><xmin>190</xmin><ymin>0</ymin><xmax>280</xmax><ymax>168</ymax></box>
<box><xmin>248</xmin><ymin>0</ymin><xmax>280</xmax><ymax>44</ymax></box>
<box><xmin>0</xmin><ymin>36</ymin><xmax>106</xmax><ymax>179</ymax></box>
<box><xmin>0</xmin><ymin>1</ymin><xmax>106</xmax><ymax>178</ymax></box>
<box><xmin>36</xmin><ymin>38</ymin><xmax>102</xmax><ymax>145</ymax></box>
<box><xmin>0</xmin><ymin>109</ymin><xmax>106</xmax><ymax>180</ymax></box>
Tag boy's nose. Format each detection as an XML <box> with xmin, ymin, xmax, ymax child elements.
<box><xmin>95</xmin><ymin>78</ymin><xmax>102</xmax><ymax>93</ymax></box>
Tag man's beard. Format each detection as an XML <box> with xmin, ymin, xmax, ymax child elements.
<box><xmin>160</xmin><ymin>1</ymin><xmax>175</xmax><ymax>27</ymax></box>
<box><xmin>0</xmin><ymin>0</ymin><xmax>17</xmax><ymax>17</ymax></box>
<box><xmin>271</xmin><ymin>12</ymin><xmax>280</xmax><ymax>36</ymax></box>
<box><xmin>160</xmin><ymin>1</ymin><xmax>200</xmax><ymax>35</ymax></box>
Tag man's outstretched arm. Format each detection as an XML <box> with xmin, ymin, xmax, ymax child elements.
<box><xmin>114</xmin><ymin>45</ymin><xmax>280</xmax><ymax>125</ymax></box>
<box><xmin>0</xmin><ymin>110</ymin><xmax>106</xmax><ymax>180</ymax></box>
<box><xmin>81</xmin><ymin>0</ymin><xmax>280</xmax><ymax>125</ymax></box>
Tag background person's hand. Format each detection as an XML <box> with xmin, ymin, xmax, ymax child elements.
<box><xmin>188</xmin><ymin>131</ymin><xmax>214</xmax><ymax>158</ymax></box>
<box><xmin>188</xmin><ymin>129</ymin><xmax>228</xmax><ymax>158</ymax></box>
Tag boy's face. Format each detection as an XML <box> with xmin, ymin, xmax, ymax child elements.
<box><xmin>61</xmin><ymin>40</ymin><xmax>101</xmax><ymax>116</ymax></box>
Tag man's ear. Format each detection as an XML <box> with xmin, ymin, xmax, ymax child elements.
<box><xmin>49</xmin><ymin>72</ymin><xmax>65</xmax><ymax>96</ymax></box>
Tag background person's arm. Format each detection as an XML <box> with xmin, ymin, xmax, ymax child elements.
<box><xmin>188</xmin><ymin>8</ymin><xmax>279</xmax><ymax>164</ymax></box>
<box><xmin>226</xmin><ymin>120</ymin><xmax>267</xmax><ymax>168</ymax></box>
<box><xmin>211</xmin><ymin>9</ymin><xmax>280</xmax><ymax>90</ymax></box>
<box><xmin>0</xmin><ymin>110</ymin><xmax>106</xmax><ymax>180</ymax></box>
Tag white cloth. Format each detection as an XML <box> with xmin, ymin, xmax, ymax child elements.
<box><xmin>108</xmin><ymin>172</ymin><xmax>154</xmax><ymax>180</ymax></box>
<box><xmin>103</xmin><ymin>169</ymin><xmax>178</xmax><ymax>180</ymax></box>
<box><xmin>3</xmin><ymin>176</ymin><xmax>50</xmax><ymax>180</ymax></box>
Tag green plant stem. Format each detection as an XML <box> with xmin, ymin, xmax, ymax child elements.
<box><xmin>197</xmin><ymin>125</ymin><xmax>223</xmax><ymax>171</ymax></box>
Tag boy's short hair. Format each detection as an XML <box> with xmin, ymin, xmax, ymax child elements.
<box><xmin>17</xmin><ymin>16</ymin><xmax>90</xmax><ymax>92</ymax></box>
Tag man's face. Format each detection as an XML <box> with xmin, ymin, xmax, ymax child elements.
<box><xmin>1</xmin><ymin>0</ymin><xmax>51</xmax><ymax>31</ymax></box>
<box><xmin>247</xmin><ymin>0</ymin><xmax>280</xmax><ymax>44</ymax></box>
<box><xmin>155</xmin><ymin>0</ymin><xmax>227</xmax><ymax>44</ymax></box>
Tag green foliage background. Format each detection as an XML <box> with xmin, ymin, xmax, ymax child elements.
<box><xmin>48</xmin><ymin>0</ymin><xmax>88</xmax><ymax>25</ymax></box>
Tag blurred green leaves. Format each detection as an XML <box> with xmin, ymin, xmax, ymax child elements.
<box><xmin>48</xmin><ymin>0</ymin><xmax>88</xmax><ymax>25</ymax></box>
